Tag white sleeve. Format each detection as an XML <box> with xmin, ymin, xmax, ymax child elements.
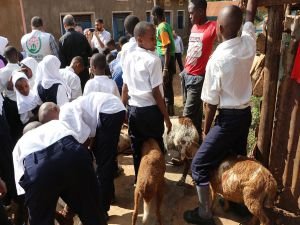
<box><xmin>149</xmin><ymin>57</ymin><xmax>163</xmax><ymax>89</ymax></box>
<box><xmin>56</xmin><ymin>85</ymin><xmax>69</xmax><ymax>106</ymax></box>
<box><xmin>83</xmin><ymin>81</ymin><xmax>91</xmax><ymax>96</ymax></box>
<box><xmin>201</xmin><ymin>62</ymin><xmax>222</xmax><ymax>105</ymax></box>
<box><xmin>112</xmin><ymin>81</ymin><xmax>121</xmax><ymax>98</ymax></box>
<box><xmin>70</xmin><ymin>77</ymin><xmax>82</xmax><ymax>101</ymax></box>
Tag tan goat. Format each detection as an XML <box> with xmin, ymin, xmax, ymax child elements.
<box><xmin>132</xmin><ymin>139</ymin><xmax>166</xmax><ymax>225</ymax></box>
<box><xmin>210</xmin><ymin>156</ymin><xmax>278</xmax><ymax>225</ymax></box>
<box><xmin>163</xmin><ymin>116</ymin><xmax>199</xmax><ymax>185</ymax></box>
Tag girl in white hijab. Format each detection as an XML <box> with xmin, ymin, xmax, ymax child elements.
<box><xmin>35</xmin><ymin>55</ymin><xmax>71</xmax><ymax>106</ymax></box>
<box><xmin>12</xmin><ymin>71</ymin><xmax>42</xmax><ymax>124</ymax></box>
<box><xmin>20</xmin><ymin>57</ymin><xmax>38</xmax><ymax>88</ymax></box>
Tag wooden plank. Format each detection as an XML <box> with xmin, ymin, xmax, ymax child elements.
<box><xmin>258</xmin><ymin>0</ymin><xmax>299</xmax><ymax>6</ymax></box>
<box><xmin>256</xmin><ymin>5</ymin><xmax>284</xmax><ymax>167</ymax></box>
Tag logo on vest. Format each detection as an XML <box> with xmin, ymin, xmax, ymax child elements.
<box><xmin>26</xmin><ymin>36</ymin><xmax>42</xmax><ymax>54</ymax></box>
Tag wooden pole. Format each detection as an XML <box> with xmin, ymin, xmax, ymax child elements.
<box><xmin>256</xmin><ymin>5</ymin><xmax>284</xmax><ymax>167</ymax></box>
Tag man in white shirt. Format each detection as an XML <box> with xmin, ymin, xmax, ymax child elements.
<box><xmin>184</xmin><ymin>0</ymin><xmax>257</xmax><ymax>224</ymax></box>
<box><xmin>12</xmin><ymin>119</ymin><xmax>107</xmax><ymax>225</ymax></box>
<box><xmin>59</xmin><ymin>56</ymin><xmax>84</xmax><ymax>101</ymax></box>
<box><xmin>21</xmin><ymin>16</ymin><xmax>59</xmax><ymax>62</ymax></box>
<box><xmin>0</xmin><ymin>46</ymin><xmax>22</xmax><ymax>144</ymax></box>
<box><xmin>91</xmin><ymin>18</ymin><xmax>112</xmax><ymax>53</ymax></box>
<box><xmin>83</xmin><ymin>53</ymin><xmax>120</xmax><ymax>97</ymax></box>
<box><xmin>173</xmin><ymin>30</ymin><xmax>184</xmax><ymax>72</ymax></box>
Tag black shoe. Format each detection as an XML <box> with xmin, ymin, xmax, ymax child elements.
<box><xmin>183</xmin><ymin>207</ymin><xmax>216</xmax><ymax>225</ymax></box>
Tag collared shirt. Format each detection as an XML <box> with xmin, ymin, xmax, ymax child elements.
<box><xmin>185</xmin><ymin>21</ymin><xmax>216</xmax><ymax>76</ymax></box>
<box><xmin>0</xmin><ymin>63</ymin><xmax>20</xmax><ymax>101</ymax></box>
<box><xmin>59</xmin><ymin>66</ymin><xmax>82</xmax><ymax>101</ymax></box>
<box><xmin>119</xmin><ymin>37</ymin><xmax>137</xmax><ymax>68</ymax></box>
<box><xmin>73</xmin><ymin>92</ymin><xmax>126</xmax><ymax>137</ymax></box>
<box><xmin>201</xmin><ymin>22</ymin><xmax>256</xmax><ymax>109</ymax></box>
<box><xmin>174</xmin><ymin>36</ymin><xmax>184</xmax><ymax>54</ymax></box>
<box><xmin>83</xmin><ymin>75</ymin><xmax>120</xmax><ymax>97</ymax></box>
<box><xmin>91</xmin><ymin>29</ymin><xmax>111</xmax><ymax>52</ymax></box>
<box><xmin>123</xmin><ymin>46</ymin><xmax>164</xmax><ymax>107</ymax></box>
<box><xmin>13</xmin><ymin>120</ymin><xmax>85</xmax><ymax>195</ymax></box>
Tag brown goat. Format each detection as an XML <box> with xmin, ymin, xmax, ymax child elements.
<box><xmin>132</xmin><ymin>139</ymin><xmax>166</xmax><ymax>225</ymax></box>
<box><xmin>210</xmin><ymin>156</ymin><xmax>278</xmax><ymax>225</ymax></box>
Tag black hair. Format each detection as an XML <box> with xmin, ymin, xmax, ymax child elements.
<box><xmin>124</xmin><ymin>15</ymin><xmax>140</xmax><ymax>36</ymax></box>
<box><xmin>91</xmin><ymin>53</ymin><xmax>106</xmax><ymax>70</ymax></box>
<box><xmin>31</xmin><ymin>16</ymin><xmax>43</xmax><ymax>28</ymax></box>
<box><xmin>91</xmin><ymin>48</ymin><xmax>99</xmax><ymax>55</ymax></box>
<box><xmin>71</xmin><ymin>56</ymin><xmax>84</xmax><ymax>66</ymax></box>
<box><xmin>3</xmin><ymin>46</ymin><xmax>18</xmax><ymax>62</ymax></box>
<box><xmin>119</xmin><ymin>36</ymin><xmax>128</xmax><ymax>46</ymax></box>
<box><xmin>190</xmin><ymin>0</ymin><xmax>207</xmax><ymax>10</ymax></box>
<box><xmin>106</xmin><ymin>53</ymin><xmax>116</xmax><ymax>64</ymax></box>
<box><xmin>95</xmin><ymin>18</ymin><xmax>104</xmax><ymax>23</ymax></box>
<box><xmin>134</xmin><ymin>21</ymin><xmax>155</xmax><ymax>38</ymax></box>
<box><xmin>151</xmin><ymin>5</ymin><xmax>165</xmax><ymax>18</ymax></box>
<box><xmin>106</xmin><ymin>39</ymin><xmax>116</xmax><ymax>47</ymax></box>
<box><xmin>102</xmin><ymin>47</ymin><xmax>111</xmax><ymax>56</ymax></box>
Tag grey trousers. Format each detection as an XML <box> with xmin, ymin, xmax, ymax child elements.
<box><xmin>181</xmin><ymin>71</ymin><xmax>204</xmax><ymax>135</ymax></box>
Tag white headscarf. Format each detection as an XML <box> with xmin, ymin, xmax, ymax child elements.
<box><xmin>21</xmin><ymin>57</ymin><xmax>38</xmax><ymax>88</ymax></box>
<box><xmin>0</xmin><ymin>36</ymin><xmax>8</xmax><ymax>55</ymax></box>
<box><xmin>35</xmin><ymin>55</ymin><xmax>71</xmax><ymax>98</ymax></box>
<box><xmin>12</xmin><ymin>71</ymin><xmax>41</xmax><ymax>114</ymax></box>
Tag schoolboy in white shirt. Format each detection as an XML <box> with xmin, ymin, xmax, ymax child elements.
<box><xmin>59</xmin><ymin>56</ymin><xmax>85</xmax><ymax>101</ymax></box>
<box><xmin>122</xmin><ymin>21</ymin><xmax>172</xmax><ymax>179</ymax></box>
<box><xmin>184</xmin><ymin>0</ymin><xmax>257</xmax><ymax>224</ymax></box>
<box><xmin>83</xmin><ymin>53</ymin><xmax>120</xmax><ymax>97</ymax></box>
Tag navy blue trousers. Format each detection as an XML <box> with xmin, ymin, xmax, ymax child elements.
<box><xmin>192</xmin><ymin>107</ymin><xmax>252</xmax><ymax>186</ymax></box>
<box><xmin>20</xmin><ymin>136</ymin><xmax>106</xmax><ymax>225</ymax></box>
<box><xmin>92</xmin><ymin>110</ymin><xmax>125</xmax><ymax>213</ymax></box>
<box><xmin>128</xmin><ymin>105</ymin><xmax>165</xmax><ymax>178</ymax></box>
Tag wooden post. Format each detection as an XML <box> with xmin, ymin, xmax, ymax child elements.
<box><xmin>256</xmin><ymin>5</ymin><xmax>284</xmax><ymax>166</ymax></box>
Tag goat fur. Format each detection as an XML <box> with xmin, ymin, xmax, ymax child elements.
<box><xmin>132</xmin><ymin>139</ymin><xmax>166</xmax><ymax>225</ymax></box>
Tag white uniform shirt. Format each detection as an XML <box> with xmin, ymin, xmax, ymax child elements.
<box><xmin>74</xmin><ymin>92</ymin><xmax>126</xmax><ymax>137</ymax></box>
<box><xmin>83</xmin><ymin>75</ymin><xmax>120</xmax><ymax>97</ymax></box>
<box><xmin>201</xmin><ymin>22</ymin><xmax>256</xmax><ymax>109</ymax></box>
<box><xmin>0</xmin><ymin>63</ymin><xmax>20</xmax><ymax>101</ymax></box>
<box><xmin>91</xmin><ymin>29</ymin><xmax>111</xmax><ymax>52</ymax></box>
<box><xmin>59</xmin><ymin>67</ymin><xmax>82</xmax><ymax>101</ymax></box>
<box><xmin>13</xmin><ymin>120</ymin><xmax>88</xmax><ymax>195</ymax></box>
<box><xmin>119</xmin><ymin>37</ymin><xmax>137</xmax><ymax>68</ymax></box>
<box><xmin>123</xmin><ymin>46</ymin><xmax>164</xmax><ymax>107</ymax></box>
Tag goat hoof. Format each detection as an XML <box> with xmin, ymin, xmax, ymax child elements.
<box><xmin>177</xmin><ymin>179</ymin><xmax>185</xmax><ymax>186</ymax></box>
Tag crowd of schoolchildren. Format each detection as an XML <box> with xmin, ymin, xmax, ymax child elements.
<box><xmin>0</xmin><ymin>0</ymin><xmax>258</xmax><ymax>224</ymax></box>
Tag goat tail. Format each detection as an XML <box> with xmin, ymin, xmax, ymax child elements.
<box><xmin>264</xmin><ymin>173</ymin><xmax>278</xmax><ymax>208</ymax></box>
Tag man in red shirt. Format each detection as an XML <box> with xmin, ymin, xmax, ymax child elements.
<box><xmin>181</xmin><ymin>0</ymin><xmax>216</xmax><ymax>136</ymax></box>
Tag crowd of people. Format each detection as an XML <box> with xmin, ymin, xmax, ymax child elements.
<box><xmin>0</xmin><ymin>0</ymin><xmax>258</xmax><ymax>224</ymax></box>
